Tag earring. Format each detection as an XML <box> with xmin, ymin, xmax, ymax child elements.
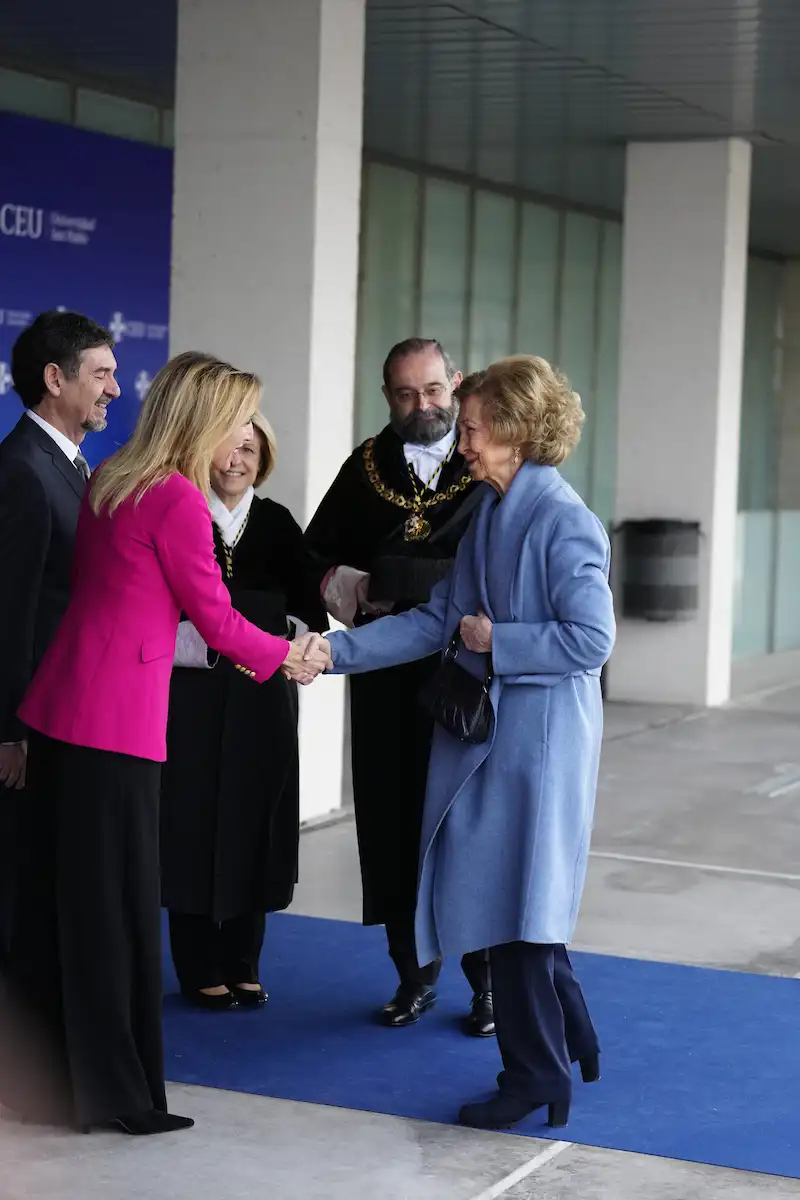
<box><xmin>513</xmin><ymin>448</ymin><xmax>521</xmax><ymax>464</ymax></box>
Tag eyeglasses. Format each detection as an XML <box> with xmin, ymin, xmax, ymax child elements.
<box><xmin>392</xmin><ymin>384</ymin><xmax>449</xmax><ymax>403</ymax></box>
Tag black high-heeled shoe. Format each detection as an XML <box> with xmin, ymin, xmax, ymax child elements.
<box><xmin>108</xmin><ymin>1109</ymin><xmax>194</xmax><ymax>1136</ymax></box>
<box><xmin>181</xmin><ymin>987</ymin><xmax>238</xmax><ymax>1011</ymax></box>
<box><xmin>229</xmin><ymin>983</ymin><xmax>268</xmax><ymax>1008</ymax></box>
<box><xmin>458</xmin><ymin>1092</ymin><xmax>570</xmax><ymax>1130</ymax></box>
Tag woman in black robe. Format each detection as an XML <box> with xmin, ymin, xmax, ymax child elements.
<box><xmin>160</xmin><ymin>412</ymin><xmax>327</xmax><ymax>1010</ymax></box>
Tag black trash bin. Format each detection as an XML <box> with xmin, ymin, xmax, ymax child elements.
<box><xmin>616</xmin><ymin>519</ymin><xmax>701</xmax><ymax>622</ymax></box>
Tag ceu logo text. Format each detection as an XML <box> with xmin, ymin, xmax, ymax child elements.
<box><xmin>0</xmin><ymin>203</ymin><xmax>97</xmax><ymax>246</ymax></box>
<box><xmin>1</xmin><ymin>204</ymin><xmax>43</xmax><ymax>240</ymax></box>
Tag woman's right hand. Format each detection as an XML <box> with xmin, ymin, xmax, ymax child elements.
<box><xmin>281</xmin><ymin>635</ymin><xmax>332</xmax><ymax>685</ymax></box>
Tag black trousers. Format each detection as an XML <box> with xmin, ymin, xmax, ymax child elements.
<box><xmin>385</xmin><ymin>912</ymin><xmax>490</xmax><ymax>994</ymax></box>
<box><xmin>0</xmin><ymin>784</ymin><xmax>19</xmax><ymax>971</ymax></box>
<box><xmin>0</xmin><ymin>734</ymin><xmax>166</xmax><ymax>1127</ymax></box>
<box><xmin>490</xmin><ymin>942</ymin><xmax>599</xmax><ymax>1102</ymax></box>
<box><xmin>168</xmin><ymin>911</ymin><xmax>266</xmax><ymax>992</ymax></box>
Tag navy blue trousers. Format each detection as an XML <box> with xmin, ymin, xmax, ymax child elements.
<box><xmin>490</xmin><ymin>942</ymin><xmax>598</xmax><ymax>1102</ymax></box>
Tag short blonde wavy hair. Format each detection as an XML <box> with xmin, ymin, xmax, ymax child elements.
<box><xmin>250</xmin><ymin>409</ymin><xmax>278</xmax><ymax>487</ymax></box>
<box><xmin>469</xmin><ymin>355</ymin><xmax>584</xmax><ymax>466</ymax></box>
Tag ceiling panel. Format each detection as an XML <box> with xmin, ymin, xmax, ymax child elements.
<box><xmin>365</xmin><ymin>0</ymin><xmax>800</xmax><ymax>252</ymax></box>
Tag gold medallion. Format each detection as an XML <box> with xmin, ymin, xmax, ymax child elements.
<box><xmin>404</xmin><ymin>514</ymin><xmax>432</xmax><ymax>541</ymax></box>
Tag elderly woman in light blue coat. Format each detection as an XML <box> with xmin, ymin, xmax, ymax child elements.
<box><xmin>302</xmin><ymin>356</ymin><xmax>615</xmax><ymax>1132</ymax></box>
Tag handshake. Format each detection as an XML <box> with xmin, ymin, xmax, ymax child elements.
<box><xmin>281</xmin><ymin>633</ymin><xmax>333</xmax><ymax>686</ymax></box>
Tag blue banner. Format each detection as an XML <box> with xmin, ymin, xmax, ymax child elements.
<box><xmin>0</xmin><ymin>112</ymin><xmax>172</xmax><ymax>464</ymax></box>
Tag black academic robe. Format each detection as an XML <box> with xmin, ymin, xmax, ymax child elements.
<box><xmin>304</xmin><ymin>425</ymin><xmax>482</xmax><ymax>926</ymax></box>
<box><xmin>160</xmin><ymin>495</ymin><xmax>328</xmax><ymax>923</ymax></box>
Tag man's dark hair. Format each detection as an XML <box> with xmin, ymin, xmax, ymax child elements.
<box><xmin>455</xmin><ymin>370</ymin><xmax>486</xmax><ymax>402</ymax></box>
<box><xmin>11</xmin><ymin>310</ymin><xmax>115</xmax><ymax>409</ymax></box>
<box><xmin>382</xmin><ymin>337</ymin><xmax>457</xmax><ymax>389</ymax></box>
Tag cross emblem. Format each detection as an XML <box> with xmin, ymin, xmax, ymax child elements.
<box><xmin>134</xmin><ymin>370</ymin><xmax>152</xmax><ymax>401</ymax></box>
<box><xmin>108</xmin><ymin>311</ymin><xmax>126</xmax><ymax>343</ymax></box>
<box><xmin>0</xmin><ymin>362</ymin><xmax>12</xmax><ymax>395</ymax></box>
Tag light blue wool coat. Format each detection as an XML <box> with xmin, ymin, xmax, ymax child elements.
<box><xmin>326</xmin><ymin>463</ymin><xmax>615</xmax><ymax>965</ymax></box>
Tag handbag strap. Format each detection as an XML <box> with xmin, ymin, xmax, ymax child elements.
<box><xmin>445</xmin><ymin>630</ymin><xmax>492</xmax><ymax>684</ymax></box>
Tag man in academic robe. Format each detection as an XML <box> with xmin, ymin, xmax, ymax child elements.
<box><xmin>305</xmin><ymin>338</ymin><xmax>494</xmax><ymax>1035</ymax></box>
<box><xmin>0</xmin><ymin>310</ymin><xmax>119</xmax><ymax>961</ymax></box>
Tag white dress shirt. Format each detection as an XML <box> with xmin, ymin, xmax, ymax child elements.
<box><xmin>209</xmin><ymin>487</ymin><xmax>255</xmax><ymax>547</ymax></box>
<box><xmin>403</xmin><ymin>428</ymin><xmax>456</xmax><ymax>488</ymax></box>
<box><xmin>26</xmin><ymin>409</ymin><xmax>80</xmax><ymax>464</ymax></box>
<box><xmin>174</xmin><ymin>490</ymin><xmax>256</xmax><ymax>670</ymax></box>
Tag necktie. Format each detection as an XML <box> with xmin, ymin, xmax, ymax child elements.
<box><xmin>74</xmin><ymin>453</ymin><xmax>91</xmax><ymax>482</ymax></box>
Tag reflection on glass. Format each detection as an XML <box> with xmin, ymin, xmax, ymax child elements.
<box><xmin>420</xmin><ymin>178</ymin><xmax>469</xmax><ymax>367</ymax></box>
<box><xmin>468</xmin><ymin>191</ymin><xmax>515</xmax><ymax>372</ymax></box>
<box><xmin>356</xmin><ymin>164</ymin><xmax>420</xmax><ymax>441</ymax></box>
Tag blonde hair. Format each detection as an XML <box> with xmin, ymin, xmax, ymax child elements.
<box><xmin>473</xmin><ymin>355</ymin><xmax>584</xmax><ymax>466</ymax></box>
<box><xmin>91</xmin><ymin>351</ymin><xmax>261</xmax><ymax>515</ymax></box>
<box><xmin>250</xmin><ymin>409</ymin><xmax>277</xmax><ymax>487</ymax></box>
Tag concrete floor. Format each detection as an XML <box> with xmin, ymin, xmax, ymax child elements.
<box><xmin>3</xmin><ymin>682</ymin><xmax>800</xmax><ymax>1198</ymax></box>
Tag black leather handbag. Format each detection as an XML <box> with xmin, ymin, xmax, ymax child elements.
<box><xmin>418</xmin><ymin>633</ymin><xmax>494</xmax><ymax>745</ymax></box>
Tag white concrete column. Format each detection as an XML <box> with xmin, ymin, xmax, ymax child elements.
<box><xmin>171</xmin><ymin>0</ymin><xmax>366</xmax><ymax>820</ymax></box>
<box><xmin>609</xmin><ymin>139</ymin><xmax>752</xmax><ymax>707</ymax></box>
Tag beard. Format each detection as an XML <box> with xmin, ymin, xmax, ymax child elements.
<box><xmin>82</xmin><ymin>415</ymin><xmax>108</xmax><ymax>433</ymax></box>
<box><xmin>391</xmin><ymin>403</ymin><xmax>456</xmax><ymax>446</ymax></box>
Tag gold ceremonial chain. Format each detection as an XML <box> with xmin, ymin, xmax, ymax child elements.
<box><xmin>219</xmin><ymin>512</ymin><xmax>251</xmax><ymax>579</ymax></box>
<box><xmin>218</xmin><ymin>512</ymin><xmax>257</xmax><ymax>678</ymax></box>
<box><xmin>363</xmin><ymin>437</ymin><xmax>471</xmax><ymax>542</ymax></box>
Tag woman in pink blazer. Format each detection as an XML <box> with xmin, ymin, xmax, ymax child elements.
<box><xmin>1</xmin><ymin>351</ymin><xmax>325</xmax><ymax>1137</ymax></box>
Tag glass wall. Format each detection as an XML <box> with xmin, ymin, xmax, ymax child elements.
<box><xmin>358</xmin><ymin>160</ymin><xmax>796</xmax><ymax>659</ymax></box>
<box><xmin>732</xmin><ymin>258</ymin><xmax>793</xmax><ymax>658</ymax></box>
<box><xmin>355</xmin><ymin>160</ymin><xmax>623</xmax><ymax>529</ymax></box>
<box><xmin>0</xmin><ymin>66</ymin><xmax>173</xmax><ymax>145</ymax></box>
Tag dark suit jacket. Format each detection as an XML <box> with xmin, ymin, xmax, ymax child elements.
<box><xmin>0</xmin><ymin>414</ymin><xmax>85</xmax><ymax>742</ymax></box>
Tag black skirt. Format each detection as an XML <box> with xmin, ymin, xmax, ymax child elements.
<box><xmin>160</xmin><ymin>635</ymin><xmax>300</xmax><ymax>922</ymax></box>
<box><xmin>0</xmin><ymin>733</ymin><xmax>166</xmax><ymax>1126</ymax></box>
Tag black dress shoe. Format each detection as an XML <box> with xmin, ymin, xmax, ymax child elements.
<box><xmin>464</xmin><ymin>991</ymin><xmax>495</xmax><ymax>1037</ymax></box>
<box><xmin>230</xmin><ymin>983</ymin><xmax>268</xmax><ymax>1007</ymax></box>
<box><xmin>181</xmin><ymin>987</ymin><xmax>238</xmax><ymax>1011</ymax></box>
<box><xmin>108</xmin><ymin>1109</ymin><xmax>194</xmax><ymax>1135</ymax></box>
<box><xmin>379</xmin><ymin>983</ymin><xmax>436</xmax><ymax>1027</ymax></box>
<box><xmin>458</xmin><ymin>1092</ymin><xmax>570</xmax><ymax>1131</ymax></box>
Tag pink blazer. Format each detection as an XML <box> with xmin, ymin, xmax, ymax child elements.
<box><xmin>19</xmin><ymin>472</ymin><xmax>290</xmax><ymax>762</ymax></box>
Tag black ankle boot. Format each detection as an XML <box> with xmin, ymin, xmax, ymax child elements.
<box><xmin>380</xmin><ymin>983</ymin><xmax>436</xmax><ymax>1027</ymax></box>
<box><xmin>579</xmin><ymin>1053</ymin><xmax>600</xmax><ymax>1083</ymax></box>
<box><xmin>459</xmin><ymin>1092</ymin><xmax>570</xmax><ymax>1131</ymax></box>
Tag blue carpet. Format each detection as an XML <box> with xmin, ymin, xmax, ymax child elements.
<box><xmin>162</xmin><ymin>912</ymin><xmax>800</xmax><ymax>1178</ymax></box>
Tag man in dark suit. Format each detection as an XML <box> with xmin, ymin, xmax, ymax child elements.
<box><xmin>0</xmin><ymin>310</ymin><xmax>119</xmax><ymax>954</ymax></box>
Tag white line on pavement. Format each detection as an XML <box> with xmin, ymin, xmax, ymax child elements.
<box><xmin>468</xmin><ymin>1140</ymin><xmax>572</xmax><ymax>1200</ymax></box>
<box><xmin>590</xmin><ymin>849</ymin><xmax>800</xmax><ymax>883</ymax></box>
